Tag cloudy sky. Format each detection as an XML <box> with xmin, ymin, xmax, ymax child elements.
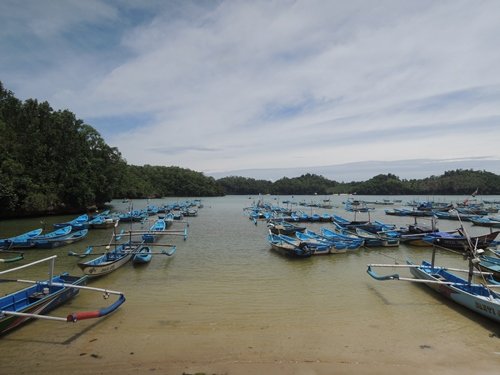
<box><xmin>1</xmin><ymin>0</ymin><xmax>500</xmax><ymax>180</ymax></box>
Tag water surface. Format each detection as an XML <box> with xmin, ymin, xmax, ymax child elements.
<box><xmin>0</xmin><ymin>195</ymin><xmax>499</xmax><ymax>374</ymax></box>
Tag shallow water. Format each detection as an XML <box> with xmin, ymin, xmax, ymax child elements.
<box><xmin>0</xmin><ymin>195</ymin><xmax>499</xmax><ymax>374</ymax></box>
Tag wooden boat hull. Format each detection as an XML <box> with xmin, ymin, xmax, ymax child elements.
<box><xmin>427</xmin><ymin>231</ymin><xmax>499</xmax><ymax>252</ymax></box>
<box><xmin>132</xmin><ymin>247</ymin><xmax>152</xmax><ymax>264</ymax></box>
<box><xmin>32</xmin><ymin>229</ymin><xmax>88</xmax><ymax>249</ymax></box>
<box><xmin>1</xmin><ymin>228</ymin><xmax>43</xmax><ymax>250</ymax></box>
<box><xmin>269</xmin><ymin>242</ymin><xmax>312</xmax><ymax>258</ymax></box>
<box><xmin>78</xmin><ymin>252</ymin><xmax>134</xmax><ymax>277</ymax></box>
<box><xmin>0</xmin><ymin>274</ymin><xmax>86</xmax><ymax>336</ymax></box>
<box><xmin>408</xmin><ymin>260</ymin><xmax>500</xmax><ymax>323</ymax></box>
<box><xmin>478</xmin><ymin>256</ymin><xmax>500</xmax><ymax>281</ymax></box>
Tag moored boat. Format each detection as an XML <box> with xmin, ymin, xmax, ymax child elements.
<box><xmin>142</xmin><ymin>218</ymin><xmax>166</xmax><ymax>243</ymax></box>
<box><xmin>132</xmin><ymin>246</ymin><xmax>152</xmax><ymax>264</ymax></box>
<box><xmin>53</xmin><ymin>214</ymin><xmax>89</xmax><ymax>231</ymax></box>
<box><xmin>1</xmin><ymin>228</ymin><xmax>43</xmax><ymax>250</ymax></box>
<box><xmin>0</xmin><ymin>255</ymin><xmax>125</xmax><ymax>336</ymax></box>
<box><xmin>267</xmin><ymin>232</ymin><xmax>313</xmax><ymax>258</ymax></box>
<box><xmin>423</xmin><ymin>229</ymin><xmax>499</xmax><ymax>252</ymax></box>
<box><xmin>31</xmin><ymin>229</ymin><xmax>89</xmax><ymax>249</ymax></box>
<box><xmin>77</xmin><ymin>242</ymin><xmax>142</xmax><ymax>277</ymax></box>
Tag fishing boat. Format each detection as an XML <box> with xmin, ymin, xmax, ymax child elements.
<box><xmin>31</xmin><ymin>225</ymin><xmax>72</xmax><ymax>241</ymax></box>
<box><xmin>267</xmin><ymin>220</ymin><xmax>306</xmax><ymax>235</ymax></box>
<box><xmin>142</xmin><ymin>218</ymin><xmax>166</xmax><ymax>243</ymax></box>
<box><xmin>366</xmin><ymin>227</ymin><xmax>500</xmax><ymax>323</ymax></box>
<box><xmin>277</xmin><ymin>233</ymin><xmax>332</xmax><ymax>255</ymax></box>
<box><xmin>267</xmin><ymin>232</ymin><xmax>313</xmax><ymax>258</ymax></box>
<box><xmin>477</xmin><ymin>255</ymin><xmax>500</xmax><ymax>281</ymax></box>
<box><xmin>88</xmin><ymin>215</ymin><xmax>119</xmax><ymax>229</ymax></box>
<box><xmin>31</xmin><ymin>229</ymin><xmax>89</xmax><ymax>249</ymax></box>
<box><xmin>132</xmin><ymin>246</ymin><xmax>153</xmax><ymax>264</ymax></box>
<box><xmin>433</xmin><ymin>210</ymin><xmax>479</xmax><ymax>221</ymax></box>
<box><xmin>77</xmin><ymin>242</ymin><xmax>140</xmax><ymax>278</ymax></box>
<box><xmin>295</xmin><ymin>231</ymin><xmax>347</xmax><ymax>254</ymax></box>
<box><xmin>1</xmin><ymin>228</ymin><xmax>43</xmax><ymax>250</ymax></box>
<box><xmin>320</xmin><ymin>227</ymin><xmax>365</xmax><ymax>246</ymax></box>
<box><xmin>304</xmin><ymin>230</ymin><xmax>363</xmax><ymax>252</ymax></box>
<box><xmin>423</xmin><ymin>229</ymin><xmax>499</xmax><ymax>252</ymax></box>
<box><xmin>0</xmin><ymin>255</ymin><xmax>125</xmax><ymax>336</ymax></box>
<box><xmin>53</xmin><ymin>214</ymin><xmax>89</xmax><ymax>231</ymax></box>
<box><xmin>470</xmin><ymin>216</ymin><xmax>500</xmax><ymax>228</ymax></box>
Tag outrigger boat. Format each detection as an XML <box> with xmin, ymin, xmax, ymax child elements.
<box><xmin>1</xmin><ymin>228</ymin><xmax>43</xmax><ymax>250</ymax></box>
<box><xmin>367</xmin><ymin>220</ymin><xmax>500</xmax><ymax>323</ymax></box>
<box><xmin>76</xmin><ymin>242</ymin><xmax>141</xmax><ymax>278</ymax></box>
<box><xmin>142</xmin><ymin>218</ymin><xmax>167</xmax><ymax>243</ymax></box>
<box><xmin>0</xmin><ymin>255</ymin><xmax>125</xmax><ymax>336</ymax></box>
<box><xmin>74</xmin><ymin>241</ymin><xmax>177</xmax><ymax>277</ymax></box>
<box><xmin>31</xmin><ymin>229</ymin><xmax>89</xmax><ymax>249</ymax></box>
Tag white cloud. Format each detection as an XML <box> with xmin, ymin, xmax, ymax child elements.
<box><xmin>2</xmin><ymin>0</ymin><xmax>500</xmax><ymax>179</ymax></box>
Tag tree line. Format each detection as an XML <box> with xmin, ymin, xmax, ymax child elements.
<box><xmin>1</xmin><ymin>81</ymin><xmax>499</xmax><ymax>218</ymax></box>
<box><xmin>218</xmin><ymin>170</ymin><xmax>500</xmax><ymax>196</ymax></box>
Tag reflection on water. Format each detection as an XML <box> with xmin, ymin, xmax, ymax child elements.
<box><xmin>0</xmin><ymin>195</ymin><xmax>499</xmax><ymax>374</ymax></box>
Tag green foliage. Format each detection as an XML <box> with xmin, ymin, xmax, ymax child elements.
<box><xmin>2</xmin><ymin>81</ymin><xmax>500</xmax><ymax>219</ymax></box>
<box><xmin>217</xmin><ymin>171</ymin><xmax>500</xmax><ymax>195</ymax></box>
<box><xmin>0</xmin><ymin>82</ymin><xmax>223</xmax><ymax>218</ymax></box>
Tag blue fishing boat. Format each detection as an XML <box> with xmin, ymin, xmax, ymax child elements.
<box><xmin>367</xmin><ymin>233</ymin><xmax>500</xmax><ymax>324</ymax></box>
<box><xmin>132</xmin><ymin>246</ymin><xmax>152</xmax><ymax>264</ymax></box>
<box><xmin>88</xmin><ymin>215</ymin><xmax>119</xmax><ymax>229</ymax></box>
<box><xmin>320</xmin><ymin>227</ymin><xmax>365</xmax><ymax>245</ymax></box>
<box><xmin>408</xmin><ymin>260</ymin><xmax>500</xmax><ymax>323</ymax></box>
<box><xmin>31</xmin><ymin>229</ymin><xmax>89</xmax><ymax>249</ymax></box>
<box><xmin>31</xmin><ymin>225</ymin><xmax>72</xmax><ymax>241</ymax></box>
<box><xmin>1</xmin><ymin>228</ymin><xmax>43</xmax><ymax>250</ymax></box>
<box><xmin>267</xmin><ymin>232</ymin><xmax>313</xmax><ymax>258</ymax></box>
<box><xmin>0</xmin><ymin>255</ymin><xmax>125</xmax><ymax>336</ymax></box>
<box><xmin>53</xmin><ymin>214</ymin><xmax>89</xmax><ymax>231</ymax></box>
<box><xmin>477</xmin><ymin>255</ymin><xmax>500</xmax><ymax>281</ymax></box>
<box><xmin>142</xmin><ymin>218</ymin><xmax>166</xmax><ymax>243</ymax></box>
<box><xmin>470</xmin><ymin>216</ymin><xmax>500</xmax><ymax>228</ymax></box>
<box><xmin>77</xmin><ymin>242</ymin><xmax>141</xmax><ymax>277</ymax></box>
<box><xmin>304</xmin><ymin>230</ymin><xmax>363</xmax><ymax>252</ymax></box>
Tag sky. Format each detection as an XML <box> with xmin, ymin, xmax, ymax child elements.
<box><xmin>1</xmin><ymin>0</ymin><xmax>500</xmax><ymax>181</ymax></box>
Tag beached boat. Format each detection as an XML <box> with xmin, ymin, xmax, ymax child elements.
<box><xmin>367</xmin><ymin>259</ymin><xmax>500</xmax><ymax>323</ymax></box>
<box><xmin>31</xmin><ymin>229</ymin><xmax>89</xmax><ymax>249</ymax></box>
<box><xmin>1</xmin><ymin>228</ymin><xmax>42</xmax><ymax>250</ymax></box>
<box><xmin>0</xmin><ymin>255</ymin><xmax>125</xmax><ymax>336</ymax></box>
